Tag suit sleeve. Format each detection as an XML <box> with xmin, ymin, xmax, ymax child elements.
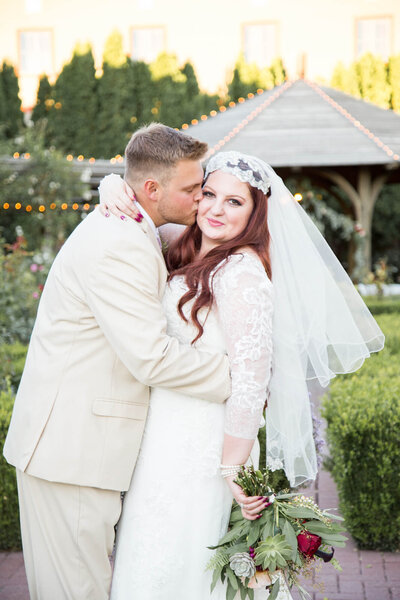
<box><xmin>85</xmin><ymin>238</ymin><xmax>231</xmax><ymax>403</ymax></box>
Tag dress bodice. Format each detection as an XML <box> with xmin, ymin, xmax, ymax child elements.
<box><xmin>162</xmin><ymin>252</ymin><xmax>274</xmax><ymax>440</ymax></box>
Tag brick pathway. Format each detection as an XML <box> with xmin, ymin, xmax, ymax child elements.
<box><xmin>1</xmin><ymin>463</ymin><xmax>399</xmax><ymax>600</ymax></box>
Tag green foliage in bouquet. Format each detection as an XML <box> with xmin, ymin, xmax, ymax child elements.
<box><xmin>323</xmin><ymin>312</ymin><xmax>400</xmax><ymax>551</ymax></box>
<box><xmin>207</xmin><ymin>467</ymin><xmax>346</xmax><ymax>600</ymax></box>
<box><xmin>0</xmin><ymin>383</ymin><xmax>20</xmax><ymax>550</ymax></box>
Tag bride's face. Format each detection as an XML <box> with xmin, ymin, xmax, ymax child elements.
<box><xmin>197</xmin><ymin>170</ymin><xmax>254</xmax><ymax>248</ymax></box>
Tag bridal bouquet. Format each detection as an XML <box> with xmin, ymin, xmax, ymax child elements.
<box><xmin>207</xmin><ymin>466</ymin><xmax>347</xmax><ymax>600</ymax></box>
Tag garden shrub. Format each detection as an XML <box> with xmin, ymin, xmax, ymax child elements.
<box><xmin>364</xmin><ymin>295</ymin><xmax>400</xmax><ymax>316</ymax></box>
<box><xmin>0</xmin><ymin>342</ymin><xmax>27</xmax><ymax>392</ymax></box>
<box><xmin>322</xmin><ymin>312</ymin><xmax>400</xmax><ymax>551</ymax></box>
<box><xmin>0</xmin><ymin>384</ymin><xmax>21</xmax><ymax>550</ymax></box>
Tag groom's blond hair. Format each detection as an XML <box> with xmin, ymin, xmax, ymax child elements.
<box><xmin>124</xmin><ymin>123</ymin><xmax>207</xmax><ymax>185</ymax></box>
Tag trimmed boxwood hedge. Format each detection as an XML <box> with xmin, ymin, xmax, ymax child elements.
<box><xmin>0</xmin><ymin>384</ymin><xmax>21</xmax><ymax>550</ymax></box>
<box><xmin>322</xmin><ymin>310</ymin><xmax>400</xmax><ymax>551</ymax></box>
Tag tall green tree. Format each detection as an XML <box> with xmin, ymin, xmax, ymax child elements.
<box><xmin>102</xmin><ymin>29</ymin><xmax>126</xmax><ymax>68</ymax></box>
<box><xmin>270</xmin><ymin>58</ymin><xmax>286</xmax><ymax>86</ymax></box>
<box><xmin>0</xmin><ymin>73</ymin><xmax>6</xmax><ymax>135</ymax></box>
<box><xmin>125</xmin><ymin>58</ymin><xmax>155</xmax><ymax>128</ymax></box>
<box><xmin>31</xmin><ymin>74</ymin><xmax>52</xmax><ymax>123</ymax></box>
<box><xmin>0</xmin><ymin>61</ymin><xmax>23</xmax><ymax>138</ymax></box>
<box><xmin>96</xmin><ymin>30</ymin><xmax>129</xmax><ymax>157</ymax></box>
<box><xmin>356</xmin><ymin>53</ymin><xmax>391</xmax><ymax>108</ymax></box>
<box><xmin>331</xmin><ymin>61</ymin><xmax>360</xmax><ymax>97</ymax></box>
<box><xmin>48</xmin><ymin>43</ymin><xmax>98</xmax><ymax>156</ymax></box>
<box><xmin>150</xmin><ymin>53</ymin><xmax>187</xmax><ymax>127</ymax></box>
<box><xmin>388</xmin><ymin>54</ymin><xmax>400</xmax><ymax>112</ymax></box>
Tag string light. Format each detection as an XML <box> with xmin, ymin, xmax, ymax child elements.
<box><xmin>294</xmin><ymin>193</ymin><xmax>303</xmax><ymax>201</ymax></box>
<box><xmin>0</xmin><ymin>201</ymin><xmax>95</xmax><ymax>213</ymax></box>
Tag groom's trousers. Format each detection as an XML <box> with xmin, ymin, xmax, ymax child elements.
<box><xmin>16</xmin><ymin>470</ymin><xmax>122</xmax><ymax>600</ymax></box>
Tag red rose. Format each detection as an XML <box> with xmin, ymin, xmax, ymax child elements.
<box><xmin>297</xmin><ymin>531</ymin><xmax>322</xmax><ymax>558</ymax></box>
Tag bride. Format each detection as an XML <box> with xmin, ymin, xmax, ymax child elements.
<box><xmin>99</xmin><ymin>151</ymin><xmax>384</xmax><ymax>599</ymax></box>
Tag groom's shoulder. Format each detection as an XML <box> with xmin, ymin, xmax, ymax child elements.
<box><xmin>67</xmin><ymin>208</ymin><xmax>150</xmax><ymax>255</ymax></box>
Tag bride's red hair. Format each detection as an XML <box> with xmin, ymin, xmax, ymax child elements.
<box><xmin>166</xmin><ymin>185</ymin><xmax>272</xmax><ymax>343</ymax></box>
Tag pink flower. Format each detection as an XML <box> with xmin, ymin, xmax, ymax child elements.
<box><xmin>32</xmin><ymin>292</ymin><xmax>39</xmax><ymax>299</ymax></box>
<box><xmin>30</xmin><ymin>263</ymin><xmax>39</xmax><ymax>272</ymax></box>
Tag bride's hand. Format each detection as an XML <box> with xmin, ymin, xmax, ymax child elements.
<box><xmin>98</xmin><ymin>174</ymin><xmax>143</xmax><ymax>222</ymax></box>
<box><xmin>224</xmin><ymin>475</ymin><xmax>269</xmax><ymax>521</ymax></box>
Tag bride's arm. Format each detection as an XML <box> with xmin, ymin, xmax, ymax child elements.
<box><xmin>97</xmin><ymin>175</ymin><xmax>187</xmax><ymax>245</ymax></box>
<box><xmin>214</xmin><ymin>255</ymin><xmax>274</xmax><ymax>520</ymax></box>
<box><xmin>98</xmin><ymin>174</ymin><xmax>141</xmax><ymax>220</ymax></box>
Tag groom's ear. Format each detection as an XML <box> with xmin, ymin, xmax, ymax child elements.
<box><xmin>143</xmin><ymin>178</ymin><xmax>160</xmax><ymax>203</ymax></box>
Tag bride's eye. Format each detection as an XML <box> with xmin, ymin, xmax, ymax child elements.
<box><xmin>202</xmin><ymin>190</ymin><xmax>214</xmax><ymax>198</ymax></box>
<box><xmin>228</xmin><ymin>198</ymin><xmax>242</xmax><ymax>206</ymax></box>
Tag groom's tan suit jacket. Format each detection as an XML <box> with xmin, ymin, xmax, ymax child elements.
<box><xmin>4</xmin><ymin>208</ymin><xmax>230</xmax><ymax>491</ymax></box>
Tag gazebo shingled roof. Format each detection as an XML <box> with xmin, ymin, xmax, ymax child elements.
<box><xmin>188</xmin><ymin>79</ymin><xmax>400</xmax><ymax>168</ymax></box>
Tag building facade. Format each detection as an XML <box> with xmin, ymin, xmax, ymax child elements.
<box><xmin>0</xmin><ymin>0</ymin><xmax>399</xmax><ymax>109</ymax></box>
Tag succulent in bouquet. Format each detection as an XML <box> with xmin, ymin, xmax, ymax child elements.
<box><xmin>207</xmin><ymin>466</ymin><xmax>347</xmax><ymax>600</ymax></box>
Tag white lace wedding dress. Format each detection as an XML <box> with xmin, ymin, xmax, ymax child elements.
<box><xmin>110</xmin><ymin>252</ymin><xmax>293</xmax><ymax>600</ymax></box>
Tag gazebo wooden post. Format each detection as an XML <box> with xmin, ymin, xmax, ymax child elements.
<box><xmin>316</xmin><ymin>168</ymin><xmax>388</xmax><ymax>275</ymax></box>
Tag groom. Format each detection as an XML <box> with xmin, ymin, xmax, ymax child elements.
<box><xmin>4</xmin><ymin>124</ymin><xmax>231</xmax><ymax>599</ymax></box>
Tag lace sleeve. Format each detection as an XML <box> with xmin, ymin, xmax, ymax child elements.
<box><xmin>213</xmin><ymin>253</ymin><xmax>273</xmax><ymax>439</ymax></box>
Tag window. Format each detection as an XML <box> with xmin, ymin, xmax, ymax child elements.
<box><xmin>243</xmin><ymin>23</ymin><xmax>277</xmax><ymax>67</ymax></box>
<box><xmin>19</xmin><ymin>31</ymin><xmax>52</xmax><ymax>75</ymax></box>
<box><xmin>131</xmin><ymin>27</ymin><xmax>164</xmax><ymax>63</ymax></box>
<box><xmin>25</xmin><ymin>0</ymin><xmax>41</xmax><ymax>14</ymax></box>
<box><xmin>356</xmin><ymin>17</ymin><xmax>391</xmax><ymax>59</ymax></box>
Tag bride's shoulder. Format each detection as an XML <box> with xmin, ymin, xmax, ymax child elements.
<box><xmin>213</xmin><ymin>249</ymin><xmax>272</xmax><ymax>289</ymax></box>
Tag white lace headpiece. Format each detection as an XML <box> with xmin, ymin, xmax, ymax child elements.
<box><xmin>205</xmin><ymin>151</ymin><xmax>271</xmax><ymax>195</ymax></box>
<box><xmin>205</xmin><ymin>150</ymin><xmax>384</xmax><ymax>487</ymax></box>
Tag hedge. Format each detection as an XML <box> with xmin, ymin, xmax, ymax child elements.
<box><xmin>322</xmin><ymin>310</ymin><xmax>400</xmax><ymax>551</ymax></box>
<box><xmin>0</xmin><ymin>384</ymin><xmax>21</xmax><ymax>550</ymax></box>
<box><xmin>0</xmin><ymin>342</ymin><xmax>27</xmax><ymax>392</ymax></box>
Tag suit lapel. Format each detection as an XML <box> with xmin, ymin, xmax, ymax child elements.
<box><xmin>138</xmin><ymin>218</ymin><xmax>163</xmax><ymax>258</ymax></box>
